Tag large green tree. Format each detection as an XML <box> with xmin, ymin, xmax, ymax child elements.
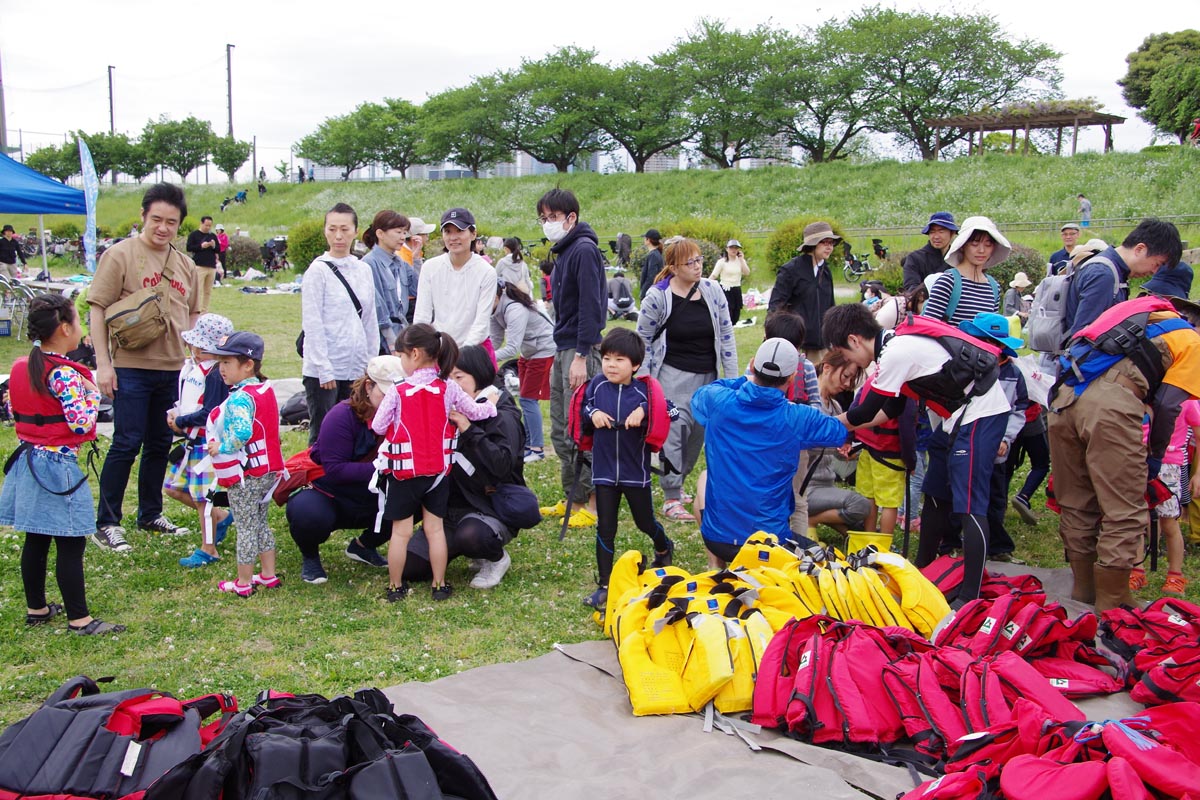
<box><xmin>24</xmin><ymin>143</ymin><xmax>76</xmax><ymax>182</ymax></box>
<box><xmin>655</xmin><ymin>19</ymin><xmax>784</xmax><ymax>168</ymax></box>
<box><xmin>295</xmin><ymin>103</ymin><xmax>390</xmax><ymax>179</ymax></box>
<box><xmin>118</xmin><ymin>139</ymin><xmax>157</xmax><ymax>183</ymax></box>
<box><xmin>1119</xmin><ymin>30</ymin><xmax>1200</xmax><ymax>142</ymax></box>
<box><xmin>848</xmin><ymin>7</ymin><xmax>1061</xmax><ymax>160</ymax></box>
<box><xmin>209</xmin><ymin>136</ymin><xmax>252</xmax><ymax>180</ymax></box>
<box><xmin>500</xmin><ymin>47</ymin><xmax>609</xmax><ymax>173</ymax></box>
<box><xmin>421</xmin><ymin>80</ymin><xmax>511</xmax><ymax>178</ymax></box>
<box><xmin>378</xmin><ymin>98</ymin><xmax>423</xmax><ymax>179</ymax></box>
<box><xmin>767</xmin><ymin>24</ymin><xmax>880</xmax><ymax>163</ymax></box>
<box><xmin>593</xmin><ymin>62</ymin><xmax>693</xmax><ymax>173</ymax></box>
<box><xmin>142</xmin><ymin>115</ymin><xmax>214</xmax><ymax>181</ymax></box>
<box><xmin>73</xmin><ymin>131</ymin><xmax>132</xmax><ymax>182</ymax></box>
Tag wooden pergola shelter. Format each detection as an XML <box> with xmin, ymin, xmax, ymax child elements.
<box><xmin>926</xmin><ymin>109</ymin><xmax>1126</xmax><ymax>158</ymax></box>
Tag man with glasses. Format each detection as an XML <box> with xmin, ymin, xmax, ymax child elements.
<box><xmin>535</xmin><ymin>189</ymin><xmax>606</xmax><ymax>529</ymax></box>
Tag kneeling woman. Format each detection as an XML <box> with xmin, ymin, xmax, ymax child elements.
<box><xmin>286</xmin><ymin>357</ymin><xmax>403</xmax><ymax>584</ymax></box>
<box><xmin>401</xmin><ymin>345</ymin><xmax>528</xmax><ymax>589</ymax></box>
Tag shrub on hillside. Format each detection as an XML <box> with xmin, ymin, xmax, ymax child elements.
<box><xmin>224</xmin><ymin>235</ymin><xmax>261</xmax><ymax>271</ymax></box>
<box><xmin>53</xmin><ymin>221</ymin><xmax>81</xmax><ymax>239</ymax></box>
<box><xmin>765</xmin><ymin>216</ymin><xmax>852</xmax><ymax>274</ymax></box>
<box><xmin>288</xmin><ymin>219</ymin><xmax>327</xmax><ymax>272</ymax></box>
<box><xmin>661</xmin><ymin>218</ymin><xmax>743</xmax><ymax>255</ymax></box>
<box><xmin>871</xmin><ymin>260</ymin><xmax>905</xmax><ymax>295</ymax></box>
<box><xmin>989</xmin><ymin>244</ymin><xmax>1043</xmax><ymax>290</ymax></box>
<box><xmin>116</xmin><ymin>218</ymin><xmax>141</xmax><ymax>238</ymax></box>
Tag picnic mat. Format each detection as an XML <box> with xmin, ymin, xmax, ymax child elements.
<box><xmin>382</xmin><ymin>563</ymin><xmax>1145</xmax><ymax>799</ymax></box>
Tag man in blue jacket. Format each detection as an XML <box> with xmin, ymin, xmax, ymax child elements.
<box><xmin>693</xmin><ymin>338</ymin><xmax>848</xmax><ymax>566</ymax></box>
<box><xmin>537</xmin><ymin>188</ymin><xmax>607</xmax><ymax>528</ymax></box>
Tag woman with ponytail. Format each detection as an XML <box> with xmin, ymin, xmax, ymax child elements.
<box><xmin>361</xmin><ymin>210</ymin><xmax>411</xmax><ymax>355</ymax></box>
<box><xmin>490</xmin><ymin>280</ymin><xmax>555</xmax><ymax>461</ymax></box>
<box><xmin>0</xmin><ymin>294</ymin><xmax>125</xmax><ymax>634</ymax></box>
<box><xmin>494</xmin><ymin>237</ymin><xmax>531</xmax><ymax>294</ymax></box>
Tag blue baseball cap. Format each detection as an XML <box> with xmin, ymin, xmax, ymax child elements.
<box><xmin>959</xmin><ymin>313</ymin><xmax>1023</xmax><ymax>357</ymax></box>
<box><xmin>922</xmin><ymin>211</ymin><xmax>959</xmax><ymax>234</ymax></box>
<box><xmin>210</xmin><ymin>331</ymin><xmax>265</xmax><ymax>361</ymax></box>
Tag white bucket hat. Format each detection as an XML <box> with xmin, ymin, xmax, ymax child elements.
<box><xmin>181</xmin><ymin>313</ymin><xmax>235</xmax><ymax>353</ymax></box>
<box><xmin>944</xmin><ymin>216</ymin><xmax>1012</xmax><ymax>270</ymax></box>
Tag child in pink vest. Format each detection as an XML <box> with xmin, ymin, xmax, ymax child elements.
<box><xmin>206</xmin><ymin>332</ymin><xmax>284</xmax><ymax>597</ymax></box>
<box><xmin>371</xmin><ymin>324</ymin><xmax>496</xmax><ymax>602</ymax></box>
<box><xmin>1133</xmin><ymin>398</ymin><xmax>1200</xmax><ymax>595</ymax></box>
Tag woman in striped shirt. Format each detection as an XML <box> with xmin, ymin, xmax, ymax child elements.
<box><xmin>921</xmin><ymin>216</ymin><xmax>1012</xmax><ymax>325</ymax></box>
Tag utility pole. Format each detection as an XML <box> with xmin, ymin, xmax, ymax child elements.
<box><xmin>0</xmin><ymin>46</ymin><xmax>9</xmax><ymax>153</ymax></box>
<box><xmin>226</xmin><ymin>44</ymin><xmax>234</xmax><ymax>138</ymax></box>
<box><xmin>108</xmin><ymin>65</ymin><xmax>117</xmax><ymax>184</ymax></box>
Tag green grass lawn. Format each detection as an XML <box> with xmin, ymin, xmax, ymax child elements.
<box><xmin>0</xmin><ymin>263</ymin><xmax>1194</xmax><ymax>728</ymax></box>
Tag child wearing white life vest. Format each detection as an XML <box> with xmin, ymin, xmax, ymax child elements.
<box><xmin>371</xmin><ymin>324</ymin><xmax>497</xmax><ymax>602</ymax></box>
<box><xmin>206</xmin><ymin>331</ymin><xmax>285</xmax><ymax>597</ymax></box>
<box><xmin>167</xmin><ymin>313</ymin><xmax>234</xmax><ymax>568</ymax></box>
<box><xmin>0</xmin><ymin>295</ymin><xmax>124</xmax><ymax>634</ymax></box>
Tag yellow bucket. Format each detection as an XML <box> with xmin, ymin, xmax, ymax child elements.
<box><xmin>846</xmin><ymin>531</ymin><xmax>893</xmax><ymax>554</ymax></box>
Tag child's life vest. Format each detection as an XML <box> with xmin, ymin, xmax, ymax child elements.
<box><xmin>175</xmin><ymin>358</ymin><xmax>217</xmax><ymax>441</ymax></box>
<box><xmin>568</xmin><ymin>374</ymin><xmax>671</xmax><ymax>453</ymax></box>
<box><xmin>9</xmin><ymin>353</ymin><xmax>98</xmax><ymax>448</ymax></box>
<box><xmin>852</xmin><ymin>373</ymin><xmax>903</xmax><ymax>461</ymax></box>
<box><xmin>888</xmin><ymin>314</ymin><xmax>1001</xmax><ymax>419</ymax></box>
<box><xmin>207</xmin><ymin>382</ymin><xmax>284</xmax><ymax>487</ymax></box>
<box><xmin>1059</xmin><ymin>295</ymin><xmax>1189</xmax><ymax>397</ymax></box>
<box><xmin>378</xmin><ymin>377</ymin><xmax>458</xmax><ymax>479</ymax></box>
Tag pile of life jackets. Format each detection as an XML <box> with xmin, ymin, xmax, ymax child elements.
<box><xmin>600</xmin><ymin>534</ymin><xmax>953</xmax><ymax>716</ymax></box>
<box><xmin>0</xmin><ymin>677</ymin><xmax>499</xmax><ymax>800</ymax></box>
<box><xmin>920</xmin><ymin>554</ymin><xmax>1048</xmax><ymax>605</ymax></box>
<box><xmin>1101</xmin><ymin>598</ymin><xmax>1200</xmax><ymax>706</ymax></box>
<box><xmin>901</xmin><ymin>698</ymin><xmax>1200</xmax><ymax>799</ymax></box>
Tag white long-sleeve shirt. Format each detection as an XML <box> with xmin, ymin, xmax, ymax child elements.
<box><xmin>413</xmin><ymin>253</ymin><xmax>496</xmax><ymax>346</ymax></box>
<box><xmin>301</xmin><ymin>254</ymin><xmax>378</xmax><ymax>383</ymax></box>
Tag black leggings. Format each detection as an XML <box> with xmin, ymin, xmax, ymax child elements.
<box><xmin>22</xmin><ymin>534</ymin><xmax>88</xmax><ymax>620</ymax></box>
<box><xmin>595</xmin><ymin>485</ymin><xmax>668</xmax><ymax>586</ymax></box>
<box><xmin>917</xmin><ymin>497</ymin><xmax>988</xmax><ymax>603</ymax></box>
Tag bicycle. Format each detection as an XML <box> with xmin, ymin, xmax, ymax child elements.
<box><xmin>841</xmin><ymin>238</ymin><xmax>891</xmax><ymax>283</ymax></box>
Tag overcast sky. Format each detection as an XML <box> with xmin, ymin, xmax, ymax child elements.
<box><xmin>2</xmin><ymin>0</ymin><xmax>1196</xmax><ymax>166</ymax></box>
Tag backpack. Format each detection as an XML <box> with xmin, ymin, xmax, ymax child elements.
<box><xmin>271</xmin><ymin>447</ymin><xmax>325</xmax><ymax>506</ymax></box>
<box><xmin>279</xmin><ymin>391</ymin><xmax>309</xmax><ymax>425</ymax></box>
<box><xmin>0</xmin><ymin>676</ymin><xmax>237</xmax><ymax>800</ymax></box>
<box><xmin>144</xmin><ymin>687</ymin><xmax>498</xmax><ymax>800</ymax></box>
<box><xmin>939</xmin><ymin>269</ymin><xmax>1001</xmax><ymax>323</ymax></box>
<box><xmin>1026</xmin><ymin>255</ymin><xmax>1123</xmax><ymax>353</ymax></box>
<box><xmin>890</xmin><ymin>314</ymin><xmax>1001</xmax><ymax>419</ymax></box>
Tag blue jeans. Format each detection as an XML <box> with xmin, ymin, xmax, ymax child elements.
<box><xmin>97</xmin><ymin>367</ymin><xmax>178</xmax><ymax>527</ymax></box>
<box><xmin>519</xmin><ymin>397</ymin><xmax>544</xmax><ymax>449</ymax></box>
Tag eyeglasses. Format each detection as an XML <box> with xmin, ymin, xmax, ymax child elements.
<box><xmin>685</xmin><ymin>256</ymin><xmax>704</xmax><ymax>267</ymax></box>
<box><xmin>538</xmin><ymin>213</ymin><xmax>566</xmax><ymax>224</ymax></box>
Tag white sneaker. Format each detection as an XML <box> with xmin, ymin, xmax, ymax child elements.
<box><xmin>469</xmin><ymin>549</ymin><xmax>511</xmax><ymax>589</ymax></box>
<box><xmin>467</xmin><ymin>558</ymin><xmax>485</xmax><ymax>572</ymax></box>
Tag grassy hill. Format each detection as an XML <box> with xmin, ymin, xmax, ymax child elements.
<box><xmin>8</xmin><ymin>148</ymin><xmax>1200</xmax><ymax>287</ymax></box>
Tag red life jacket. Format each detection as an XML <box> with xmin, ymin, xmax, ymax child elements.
<box><xmin>9</xmin><ymin>354</ymin><xmax>97</xmax><ymax>448</ymax></box>
<box><xmin>1060</xmin><ymin>295</ymin><xmax>1183</xmax><ymax>396</ymax></box>
<box><xmin>785</xmin><ymin>371</ymin><xmax>810</xmax><ymax>405</ymax></box>
<box><xmin>568</xmin><ymin>375</ymin><xmax>671</xmax><ymax>453</ymax></box>
<box><xmin>852</xmin><ymin>375</ymin><xmax>902</xmax><ymax>460</ymax></box>
<box><xmin>379</xmin><ymin>378</ymin><xmax>457</xmax><ymax>479</ymax></box>
<box><xmin>207</xmin><ymin>382</ymin><xmax>284</xmax><ymax>487</ymax></box>
<box><xmin>889</xmin><ymin>314</ymin><xmax>1001</xmax><ymax>419</ymax></box>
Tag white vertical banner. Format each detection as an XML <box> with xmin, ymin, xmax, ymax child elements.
<box><xmin>78</xmin><ymin>137</ymin><xmax>99</xmax><ymax>274</ymax></box>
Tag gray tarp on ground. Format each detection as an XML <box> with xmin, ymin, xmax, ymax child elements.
<box><xmin>382</xmin><ymin>564</ymin><xmax>1146</xmax><ymax>799</ymax></box>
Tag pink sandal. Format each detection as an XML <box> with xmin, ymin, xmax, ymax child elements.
<box><xmin>218</xmin><ymin>580</ymin><xmax>255</xmax><ymax>597</ymax></box>
<box><xmin>663</xmin><ymin>500</ymin><xmax>695</xmax><ymax>522</ymax></box>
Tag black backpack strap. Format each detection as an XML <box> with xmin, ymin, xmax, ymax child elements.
<box><xmin>322</xmin><ymin>259</ymin><xmax>364</xmax><ymax>315</ymax></box>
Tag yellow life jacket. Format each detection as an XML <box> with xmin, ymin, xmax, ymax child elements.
<box><xmin>618</xmin><ymin>625</ymin><xmax>691</xmax><ymax>716</ymax></box>
<box><xmin>676</xmin><ymin>612</ymin><xmax>735</xmax><ymax>711</ymax></box>
<box><xmin>730</xmin><ymin>536</ymin><xmax>800</xmax><ymax>573</ymax></box>
<box><xmin>870</xmin><ymin>551</ymin><xmax>952</xmax><ymax>639</ymax></box>
<box><xmin>713</xmin><ymin>612</ymin><xmax>775</xmax><ymax>713</ymax></box>
<box><xmin>817</xmin><ymin>566</ymin><xmax>852</xmax><ymax>620</ymax></box>
<box><xmin>856</xmin><ymin>565</ymin><xmax>910</xmax><ymax>630</ymax></box>
<box><xmin>843</xmin><ymin>567</ymin><xmax>885</xmax><ymax>626</ymax></box>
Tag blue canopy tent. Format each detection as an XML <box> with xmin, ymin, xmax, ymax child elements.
<box><xmin>0</xmin><ymin>152</ymin><xmax>86</xmax><ymax>276</ymax></box>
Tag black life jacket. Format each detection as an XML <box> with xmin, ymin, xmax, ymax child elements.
<box><xmin>889</xmin><ymin>314</ymin><xmax>1000</xmax><ymax>419</ymax></box>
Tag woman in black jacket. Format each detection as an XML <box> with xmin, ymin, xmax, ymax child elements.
<box><xmin>639</xmin><ymin>229</ymin><xmax>663</xmax><ymax>302</ymax></box>
<box><xmin>401</xmin><ymin>345</ymin><xmax>527</xmax><ymax>589</ymax></box>
<box><xmin>767</xmin><ymin>221</ymin><xmax>838</xmax><ymax>362</ymax></box>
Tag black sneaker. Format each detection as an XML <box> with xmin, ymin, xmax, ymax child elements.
<box><xmin>651</xmin><ymin>538</ymin><xmax>675</xmax><ymax>568</ymax></box>
<box><xmin>92</xmin><ymin>525</ymin><xmax>132</xmax><ymax>553</ymax></box>
<box><xmin>432</xmin><ymin>583</ymin><xmax>454</xmax><ymax>602</ymax></box>
<box><xmin>386</xmin><ymin>583</ymin><xmax>412</xmax><ymax>602</ymax></box>
<box><xmin>584</xmin><ymin>586</ymin><xmax>608</xmax><ymax>610</ymax></box>
<box><xmin>138</xmin><ymin>515</ymin><xmax>189</xmax><ymax>536</ymax></box>
<box><xmin>301</xmin><ymin>556</ymin><xmax>328</xmax><ymax>585</ymax></box>
<box><xmin>1010</xmin><ymin>495</ymin><xmax>1038</xmax><ymax>525</ymax></box>
<box><xmin>345</xmin><ymin>539</ymin><xmax>387</xmax><ymax>568</ymax></box>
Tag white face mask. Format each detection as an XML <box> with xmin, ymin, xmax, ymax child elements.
<box><xmin>542</xmin><ymin>219</ymin><xmax>568</xmax><ymax>243</ymax></box>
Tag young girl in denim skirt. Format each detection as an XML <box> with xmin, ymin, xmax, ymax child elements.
<box><xmin>206</xmin><ymin>331</ymin><xmax>285</xmax><ymax>596</ymax></box>
<box><xmin>0</xmin><ymin>294</ymin><xmax>125</xmax><ymax>634</ymax></box>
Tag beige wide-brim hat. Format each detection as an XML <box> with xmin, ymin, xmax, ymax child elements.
<box><xmin>800</xmin><ymin>221</ymin><xmax>840</xmax><ymax>250</ymax></box>
<box><xmin>366</xmin><ymin>355</ymin><xmax>406</xmax><ymax>391</ymax></box>
<box><xmin>944</xmin><ymin>216</ymin><xmax>1012</xmax><ymax>269</ymax></box>
<box><xmin>1009</xmin><ymin>272</ymin><xmax>1032</xmax><ymax>289</ymax></box>
<box><xmin>1070</xmin><ymin>238</ymin><xmax>1109</xmax><ymax>266</ymax></box>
